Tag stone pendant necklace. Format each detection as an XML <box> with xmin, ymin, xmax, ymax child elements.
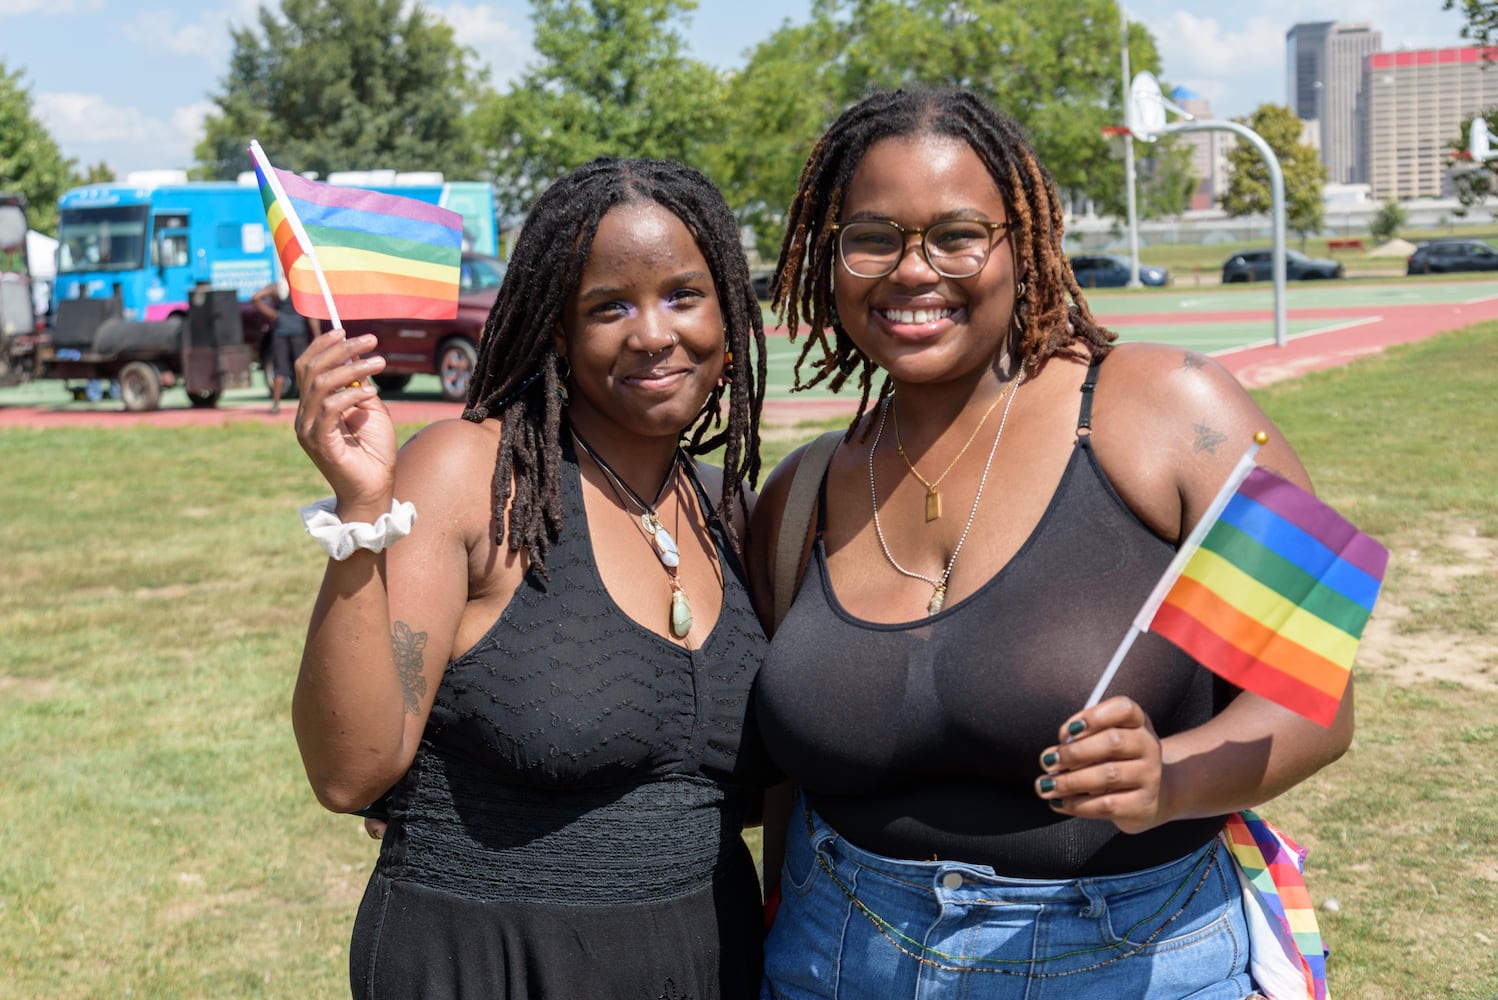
<box><xmin>571</xmin><ymin>429</ymin><xmax>693</xmax><ymax>639</ymax></box>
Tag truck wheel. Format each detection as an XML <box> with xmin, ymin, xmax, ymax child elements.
<box><xmin>187</xmin><ymin>389</ymin><xmax>222</xmax><ymax>409</ymax></box>
<box><xmin>118</xmin><ymin>361</ymin><xmax>162</xmax><ymax>412</ymax></box>
<box><xmin>372</xmin><ymin>373</ymin><xmax>412</xmax><ymax>393</ymax></box>
<box><xmin>437</xmin><ymin>339</ymin><xmax>478</xmax><ymax>404</ymax></box>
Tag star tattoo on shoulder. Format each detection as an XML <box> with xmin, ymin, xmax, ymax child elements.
<box><xmin>1192</xmin><ymin>422</ymin><xmax>1229</xmax><ymax>455</ymax></box>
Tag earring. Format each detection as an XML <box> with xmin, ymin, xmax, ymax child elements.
<box><xmin>556</xmin><ymin>357</ymin><xmax>571</xmax><ymax>406</ymax></box>
<box><xmin>718</xmin><ymin>348</ymin><xmax>734</xmax><ymax>388</ymax></box>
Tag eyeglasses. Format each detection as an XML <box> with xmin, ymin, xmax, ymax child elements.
<box><xmin>830</xmin><ymin>219</ymin><xmax>1010</xmax><ymax>279</ymax></box>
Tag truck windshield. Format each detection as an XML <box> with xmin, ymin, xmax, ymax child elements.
<box><xmin>58</xmin><ymin>205</ymin><xmax>150</xmax><ymax>273</ymax></box>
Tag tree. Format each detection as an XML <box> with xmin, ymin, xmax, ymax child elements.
<box><xmin>1370</xmin><ymin>198</ymin><xmax>1407</xmax><ymax>241</ymax></box>
<box><xmin>1218</xmin><ymin>104</ymin><xmax>1327</xmax><ymax>243</ymax></box>
<box><xmin>0</xmin><ymin>62</ymin><xmax>79</xmax><ymax>234</ymax></box>
<box><xmin>472</xmin><ymin>0</ymin><xmax>727</xmax><ymax>217</ymax></box>
<box><xmin>713</xmin><ymin>0</ymin><xmax>1180</xmax><ymax>255</ymax></box>
<box><xmin>1445</xmin><ymin>0</ymin><xmax>1498</xmax><ymax>51</ymax></box>
<box><xmin>194</xmin><ymin>0</ymin><xmax>485</xmax><ymax>181</ymax></box>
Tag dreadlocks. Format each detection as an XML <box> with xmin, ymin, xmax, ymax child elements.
<box><xmin>462</xmin><ymin>157</ymin><xmax>766</xmax><ymax>576</ymax></box>
<box><xmin>771</xmin><ymin>87</ymin><xmax>1116</xmax><ymax>430</ymax></box>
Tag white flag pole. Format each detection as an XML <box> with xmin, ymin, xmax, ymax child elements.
<box><xmin>1082</xmin><ymin>433</ymin><xmax>1267</xmax><ymax>709</ymax></box>
<box><xmin>248</xmin><ymin>139</ymin><xmax>342</xmax><ymax>330</ymax></box>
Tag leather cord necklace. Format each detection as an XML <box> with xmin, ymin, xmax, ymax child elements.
<box><xmin>869</xmin><ymin>370</ymin><xmax>1024</xmax><ymax>615</ymax></box>
<box><xmin>571</xmin><ymin>429</ymin><xmax>695</xmax><ymax>639</ymax></box>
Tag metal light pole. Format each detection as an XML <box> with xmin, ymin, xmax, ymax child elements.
<box><xmin>1120</xmin><ymin>5</ymin><xmax>1142</xmax><ymax>288</ymax></box>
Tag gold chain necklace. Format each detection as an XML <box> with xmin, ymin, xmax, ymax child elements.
<box><xmin>869</xmin><ymin>370</ymin><xmax>1023</xmax><ymax>615</ymax></box>
<box><xmin>570</xmin><ymin>430</ymin><xmax>694</xmax><ymax>639</ymax></box>
<box><xmin>892</xmin><ymin>380</ymin><xmax>1016</xmax><ymax>522</ymax></box>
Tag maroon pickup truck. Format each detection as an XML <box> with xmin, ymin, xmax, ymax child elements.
<box><xmin>341</xmin><ymin>252</ymin><xmax>506</xmax><ymax>403</ymax></box>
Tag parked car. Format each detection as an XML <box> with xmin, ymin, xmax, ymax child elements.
<box><xmin>1405</xmin><ymin>238</ymin><xmax>1498</xmax><ymax>274</ymax></box>
<box><xmin>344</xmin><ymin>252</ymin><xmax>506</xmax><ymax>403</ymax></box>
<box><xmin>1221</xmin><ymin>249</ymin><xmax>1344</xmax><ymax>283</ymax></box>
<box><xmin>1067</xmin><ymin>253</ymin><xmax>1170</xmax><ymax>288</ymax></box>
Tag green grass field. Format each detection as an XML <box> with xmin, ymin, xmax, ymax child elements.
<box><xmin>1</xmin><ymin>321</ymin><xmax>1496</xmax><ymax>997</ymax></box>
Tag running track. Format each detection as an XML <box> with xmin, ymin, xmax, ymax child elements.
<box><xmin>3</xmin><ymin>285</ymin><xmax>1495</xmax><ymax>429</ymax></box>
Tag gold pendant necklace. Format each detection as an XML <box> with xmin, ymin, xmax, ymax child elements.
<box><xmin>892</xmin><ymin>381</ymin><xmax>1016</xmax><ymax>522</ymax></box>
<box><xmin>870</xmin><ymin>371</ymin><xmax>1024</xmax><ymax>615</ymax></box>
<box><xmin>571</xmin><ymin>430</ymin><xmax>693</xmax><ymax>639</ymax></box>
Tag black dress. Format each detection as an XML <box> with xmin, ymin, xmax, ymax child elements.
<box><xmin>349</xmin><ymin>440</ymin><xmax>776</xmax><ymax>999</ymax></box>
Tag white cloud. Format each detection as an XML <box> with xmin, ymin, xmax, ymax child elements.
<box><xmin>0</xmin><ymin>0</ymin><xmax>102</xmax><ymax>13</ymax></box>
<box><xmin>35</xmin><ymin>91</ymin><xmax>198</xmax><ymax>171</ymax></box>
<box><xmin>1145</xmin><ymin>10</ymin><xmax>1286</xmax><ymax>117</ymax></box>
<box><xmin>433</xmin><ymin>2</ymin><xmax>534</xmax><ymax>87</ymax></box>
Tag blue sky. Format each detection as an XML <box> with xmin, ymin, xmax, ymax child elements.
<box><xmin>0</xmin><ymin>0</ymin><xmax>1471</xmax><ymax>181</ymax></box>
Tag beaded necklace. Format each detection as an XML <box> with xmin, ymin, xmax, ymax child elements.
<box><xmin>869</xmin><ymin>370</ymin><xmax>1023</xmax><ymax>615</ymax></box>
<box><xmin>571</xmin><ymin>429</ymin><xmax>694</xmax><ymax>639</ymax></box>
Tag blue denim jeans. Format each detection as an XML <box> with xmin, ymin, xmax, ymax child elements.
<box><xmin>763</xmin><ymin>798</ymin><xmax>1255</xmax><ymax>999</ymax></box>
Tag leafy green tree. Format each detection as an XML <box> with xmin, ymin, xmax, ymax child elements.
<box><xmin>704</xmin><ymin>18</ymin><xmax>846</xmax><ymax>259</ymax></box>
<box><xmin>194</xmin><ymin>0</ymin><xmax>485</xmax><ymax>181</ymax></box>
<box><xmin>76</xmin><ymin>162</ymin><xmax>114</xmax><ymax>185</ymax></box>
<box><xmin>1445</xmin><ymin>0</ymin><xmax>1498</xmax><ymax>51</ymax></box>
<box><xmin>473</xmin><ymin>0</ymin><xmax>727</xmax><ymax>217</ymax></box>
<box><xmin>1370</xmin><ymin>198</ymin><xmax>1407</xmax><ymax>241</ymax></box>
<box><xmin>0</xmin><ymin>62</ymin><xmax>79</xmax><ymax>234</ymax></box>
<box><xmin>715</xmin><ymin>0</ymin><xmax>1177</xmax><ymax>254</ymax></box>
<box><xmin>1218</xmin><ymin>104</ymin><xmax>1328</xmax><ymax>242</ymax></box>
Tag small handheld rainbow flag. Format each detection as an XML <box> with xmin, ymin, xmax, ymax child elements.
<box><xmin>1222</xmin><ymin>810</ymin><xmax>1329</xmax><ymax>1000</ymax></box>
<box><xmin>247</xmin><ymin>140</ymin><xmax>462</xmax><ymax>326</ymax></box>
<box><xmin>1086</xmin><ymin>435</ymin><xmax>1387</xmax><ymax>726</ymax></box>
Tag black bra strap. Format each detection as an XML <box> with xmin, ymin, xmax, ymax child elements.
<box><xmin>1077</xmin><ymin>356</ymin><xmax>1105</xmax><ymax>439</ymax></box>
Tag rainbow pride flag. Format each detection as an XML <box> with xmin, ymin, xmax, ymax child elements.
<box><xmin>1148</xmin><ymin>464</ymin><xmax>1387</xmax><ymax>726</ymax></box>
<box><xmin>1222</xmin><ymin>810</ymin><xmax>1329</xmax><ymax>1000</ymax></box>
<box><xmin>248</xmin><ymin>141</ymin><xmax>461</xmax><ymax>323</ymax></box>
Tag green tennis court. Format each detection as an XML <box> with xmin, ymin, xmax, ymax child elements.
<box><xmin>758</xmin><ymin>278</ymin><xmax>1498</xmax><ymax>407</ymax></box>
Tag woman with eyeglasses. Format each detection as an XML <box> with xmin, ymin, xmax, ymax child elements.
<box><xmin>747</xmin><ymin>88</ymin><xmax>1352</xmax><ymax>998</ymax></box>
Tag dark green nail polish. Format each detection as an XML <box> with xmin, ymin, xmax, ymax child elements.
<box><xmin>1067</xmin><ymin>720</ymin><xmax>1086</xmax><ymax>737</ymax></box>
<box><xmin>1041</xmin><ymin>751</ymin><xmax>1059</xmax><ymax>768</ymax></box>
<box><xmin>1048</xmin><ymin>798</ymin><xmax>1065</xmax><ymax>810</ymax></box>
<box><xmin>1039</xmin><ymin>777</ymin><xmax>1056</xmax><ymax>794</ymax></box>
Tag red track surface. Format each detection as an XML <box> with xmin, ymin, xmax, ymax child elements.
<box><xmin>4</xmin><ymin>294</ymin><xmax>1494</xmax><ymax>429</ymax></box>
<box><xmin>1105</xmin><ymin>297</ymin><xmax>1498</xmax><ymax>388</ymax></box>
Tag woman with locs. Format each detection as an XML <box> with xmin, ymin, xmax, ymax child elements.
<box><xmin>747</xmin><ymin>88</ymin><xmax>1352</xmax><ymax>998</ymax></box>
<box><xmin>291</xmin><ymin>156</ymin><xmax>776</xmax><ymax>998</ymax></box>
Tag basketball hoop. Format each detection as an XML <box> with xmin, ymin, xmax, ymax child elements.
<box><xmin>1127</xmin><ymin>72</ymin><xmax>1167</xmax><ymax>142</ymax></box>
<box><xmin>1450</xmin><ymin>117</ymin><xmax>1495</xmax><ymax>173</ymax></box>
<box><xmin>1471</xmin><ymin>117</ymin><xmax>1494</xmax><ymax>161</ymax></box>
<box><xmin>1102</xmin><ymin>124</ymin><xmax>1132</xmax><ymax>161</ymax></box>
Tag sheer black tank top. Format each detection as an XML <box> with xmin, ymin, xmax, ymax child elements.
<box><xmin>754</xmin><ymin>359</ymin><xmax>1232</xmax><ymax>878</ymax></box>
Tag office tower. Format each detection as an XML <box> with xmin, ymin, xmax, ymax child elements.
<box><xmin>1363</xmin><ymin>46</ymin><xmax>1498</xmax><ymax>199</ymax></box>
<box><xmin>1170</xmin><ymin>87</ymin><xmax>1234</xmax><ymax>211</ymax></box>
<box><xmin>1287</xmin><ymin>22</ymin><xmax>1382</xmax><ymax>184</ymax></box>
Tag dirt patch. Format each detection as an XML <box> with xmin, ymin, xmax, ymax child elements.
<box><xmin>1356</xmin><ymin>518</ymin><xmax>1498</xmax><ymax>692</ymax></box>
<box><xmin>0</xmin><ymin>675</ymin><xmax>63</xmax><ymax>699</ymax></box>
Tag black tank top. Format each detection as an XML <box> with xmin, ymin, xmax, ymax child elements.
<box><xmin>375</xmin><ymin>438</ymin><xmax>778</xmax><ymax>902</ymax></box>
<box><xmin>754</xmin><ymin>359</ymin><xmax>1231</xmax><ymax>877</ymax></box>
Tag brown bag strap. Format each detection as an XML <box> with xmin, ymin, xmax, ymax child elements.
<box><xmin>771</xmin><ymin>430</ymin><xmax>843</xmax><ymax>632</ymax></box>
